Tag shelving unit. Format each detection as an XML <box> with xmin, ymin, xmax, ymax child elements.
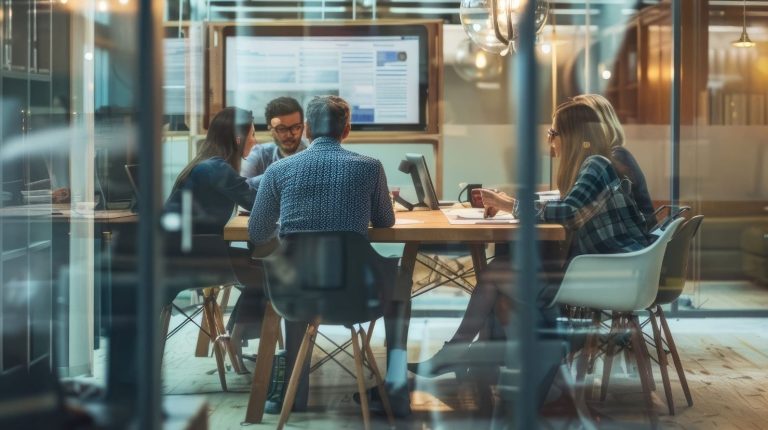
<box><xmin>601</xmin><ymin>1</ymin><xmax>708</xmax><ymax>125</ymax></box>
<box><xmin>0</xmin><ymin>0</ymin><xmax>67</xmax><ymax>380</ymax></box>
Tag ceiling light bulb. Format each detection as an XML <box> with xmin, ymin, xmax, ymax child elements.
<box><xmin>601</xmin><ymin>70</ymin><xmax>612</xmax><ymax>80</ymax></box>
<box><xmin>98</xmin><ymin>0</ymin><xmax>108</xmax><ymax>11</ymax></box>
<box><xmin>475</xmin><ymin>52</ymin><xmax>488</xmax><ymax>69</ymax></box>
<box><xmin>540</xmin><ymin>42</ymin><xmax>551</xmax><ymax>54</ymax></box>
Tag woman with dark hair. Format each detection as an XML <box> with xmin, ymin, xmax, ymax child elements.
<box><xmin>410</xmin><ymin>101</ymin><xmax>651</xmax><ymax>377</ymax></box>
<box><xmin>168</xmin><ymin>106</ymin><xmax>257</xmax><ymax>233</ymax></box>
<box><xmin>166</xmin><ymin>107</ymin><xmax>262</xmax><ymax>372</ymax></box>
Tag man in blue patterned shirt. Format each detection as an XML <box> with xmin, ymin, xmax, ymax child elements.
<box><xmin>240</xmin><ymin>97</ymin><xmax>308</xmax><ymax>190</ymax></box>
<box><xmin>249</xmin><ymin>96</ymin><xmax>409</xmax><ymax>415</ymax></box>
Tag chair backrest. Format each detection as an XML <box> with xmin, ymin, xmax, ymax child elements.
<box><xmin>263</xmin><ymin>231</ymin><xmax>398</xmax><ymax>326</ymax></box>
<box><xmin>553</xmin><ymin>217</ymin><xmax>685</xmax><ymax>312</ymax></box>
<box><xmin>654</xmin><ymin>215</ymin><xmax>704</xmax><ymax>305</ymax></box>
<box><xmin>109</xmin><ymin>224</ymin><xmax>237</xmax><ymax>303</ymax></box>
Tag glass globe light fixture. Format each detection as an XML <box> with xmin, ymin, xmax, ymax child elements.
<box><xmin>453</xmin><ymin>38</ymin><xmax>503</xmax><ymax>82</ymax></box>
<box><xmin>460</xmin><ymin>0</ymin><xmax>549</xmax><ymax>56</ymax></box>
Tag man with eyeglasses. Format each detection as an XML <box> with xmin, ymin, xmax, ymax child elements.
<box><xmin>241</xmin><ymin>96</ymin><xmax>308</xmax><ymax>190</ymax></box>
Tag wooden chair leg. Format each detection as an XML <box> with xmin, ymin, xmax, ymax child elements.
<box><xmin>202</xmin><ymin>289</ymin><xmax>228</xmax><ymax>392</ymax></box>
<box><xmin>277</xmin><ymin>322</ymin><xmax>317</xmax><ymax>430</ymax></box>
<box><xmin>194</xmin><ymin>296</ymin><xmax>211</xmax><ymax>357</ymax></box>
<box><xmin>212</xmin><ymin>297</ymin><xmax>243</xmax><ymax>374</ymax></box>
<box><xmin>600</xmin><ymin>314</ymin><xmax>618</xmax><ymax>401</ymax></box>
<box><xmin>350</xmin><ymin>327</ymin><xmax>371</xmax><ymax>430</ymax></box>
<box><xmin>629</xmin><ymin>315</ymin><xmax>658</xmax><ymax>428</ymax></box>
<box><xmin>575</xmin><ymin>311</ymin><xmax>599</xmax><ymax>401</ymax></box>
<box><xmin>359</xmin><ymin>325</ymin><xmax>394</xmax><ymax>427</ymax></box>
<box><xmin>159</xmin><ymin>305</ymin><xmax>172</xmax><ymax>369</ymax></box>
<box><xmin>245</xmin><ymin>304</ymin><xmax>282</xmax><ymax>424</ymax></box>
<box><xmin>641</xmin><ymin>321</ymin><xmax>657</xmax><ymax>393</ymax></box>
<box><xmin>649</xmin><ymin>308</ymin><xmax>675</xmax><ymax>415</ymax></box>
<box><xmin>219</xmin><ymin>285</ymin><xmax>232</xmax><ymax>311</ymax></box>
<box><xmin>658</xmin><ymin>306</ymin><xmax>693</xmax><ymax>407</ymax></box>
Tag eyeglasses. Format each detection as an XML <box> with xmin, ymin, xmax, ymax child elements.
<box><xmin>547</xmin><ymin>128</ymin><xmax>560</xmax><ymax>140</ymax></box>
<box><xmin>270</xmin><ymin>123</ymin><xmax>304</xmax><ymax>136</ymax></box>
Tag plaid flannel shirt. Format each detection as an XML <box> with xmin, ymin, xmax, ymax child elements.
<box><xmin>519</xmin><ymin>155</ymin><xmax>650</xmax><ymax>259</ymax></box>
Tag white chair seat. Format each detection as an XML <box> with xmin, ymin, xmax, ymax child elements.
<box><xmin>551</xmin><ymin>217</ymin><xmax>684</xmax><ymax>312</ymax></box>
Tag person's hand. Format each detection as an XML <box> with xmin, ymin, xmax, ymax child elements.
<box><xmin>480</xmin><ymin>189</ymin><xmax>515</xmax><ymax>218</ymax></box>
<box><xmin>52</xmin><ymin>188</ymin><xmax>70</xmax><ymax>204</ymax></box>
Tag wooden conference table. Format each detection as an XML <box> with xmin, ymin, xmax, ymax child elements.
<box><xmin>222</xmin><ymin>209</ymin><xmax>565</xmax><ymax>424</ymax></box>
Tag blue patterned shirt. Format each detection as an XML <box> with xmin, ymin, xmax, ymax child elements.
<box><xmin>518</xmin><ymin>155</ymin><xmax>650</xmax><ymax>258</ymax></box>
<box><xmin>240</xmin><ymin>140</ymin><xmax>309</xmax><ymax>190</ymax></box>
<box><xmin>248</xmin><ymin>137</ymin><xmax>395</xmax><ymax>243</ymax></box>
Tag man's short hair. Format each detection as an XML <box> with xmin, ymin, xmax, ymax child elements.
<box><xmin>305</xmin><ymin>96</ymin><xmax>350</xmax><ymax>140</ymax></box>
<box><xmin>264</xmin><ymin>97</ymin><xmax>303</xmax><ymax>124</ymax></box>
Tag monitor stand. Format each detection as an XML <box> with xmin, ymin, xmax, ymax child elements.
<box><xmin>394</xmin><ymin>195</ymin><xmax>433</xmax><ymax>211</ymax></box>
<box><xmin>394</xmin><ymin>195</ymin><xmax>415</xmax><ymax>211</ymax></box>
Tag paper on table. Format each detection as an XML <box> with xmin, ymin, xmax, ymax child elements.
<box><xmin>440</xmin><ymin>208</ymin><xmax>518</xmax><ymax>225</ymax></box>
<box><xmin>445</xmin><ymin>208</ymin><xmax>514</xmax><ymax>220</ymax></box>
<box><xmin>395</xmin><ymin>218</ymin><xmax>423</xmax><ymax>225</ymax></box>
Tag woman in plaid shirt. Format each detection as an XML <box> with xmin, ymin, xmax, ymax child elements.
<box><xmin>410</xmin><ymin>100</ymin><xmax>651</xmax><ymax>378</ymax></box>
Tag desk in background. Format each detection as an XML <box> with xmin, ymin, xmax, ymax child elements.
<box><xmin>223</xmin><ymin>210</ymin><xmax>565</xmax><ymax>424</ymax></box>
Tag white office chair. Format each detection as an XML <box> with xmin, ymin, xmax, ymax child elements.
<box><xmin>550</xmin><ymin>217</ymin><xmax>684</xmax><ymax>425</ymax></box>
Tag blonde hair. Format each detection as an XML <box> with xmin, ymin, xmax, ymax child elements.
<box><xmin>553</xmin><ymin>101</ymin><xmax>612</xmax><ymax>194</ymax></box>
<box><xmin>572</xmin><ymin>94</ymin><xmax>625</xmax><ymax>148</ymax></box>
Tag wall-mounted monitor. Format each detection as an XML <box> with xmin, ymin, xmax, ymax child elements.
<box><xmin>221</xmin><ymin>24</ymin><xmax>429</xmax><ymax>132</ymax></box>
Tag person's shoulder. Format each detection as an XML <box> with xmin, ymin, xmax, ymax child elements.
<box><xmin>343</xmin><ymin>149</ymin><xmax>382</xmax><ymax>168</ymax></box>
<box><xmin>581</xmin><ymin>155</ymin><xmax>616</xmax><ymax>181</ymax></box>
<box><xmin>583</xmin><ymin>154</ymin><xmax>612</xmax><ymax>169</ymax></box>
<box><xmin>611</xmin><ymin>146</ymin><xmax>637</xmax><ymax>163</ymax></box>
<box><xmin>255</xmin><ymin>142</ymin><xmax>278</xmax><ymax>153</ymax></box>
<box><xmin>262</xmin><ymin>151</ymin><xmax>298</xmax><ymax>177</ymax></box>
<box><xmin>192</xmin><ymin>157</ymin><xmax>235</xmax><ymax>178</ymax></box>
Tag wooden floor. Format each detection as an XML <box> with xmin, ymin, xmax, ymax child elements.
<box><xmin>77</xmin><ymin>272</ymin><xmax>768</xmax><ymax>429</ymax></box>
<box><xmin>683</xmin><ymin>280</ymin><xmax>768</xmax><ymax>310</ymax></box>
<box><xmin>152</xmin><ymin>313</ymin><xmax>768</xmax><ymax>430</ymax></box>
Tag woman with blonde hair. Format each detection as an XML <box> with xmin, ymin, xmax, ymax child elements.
<box><xmin>572</xmin><ymin>94</ymin><xmax>655</xmax><ymax>230</ymax></box>
<box><xmin>410</xmin><ymin>101</ymin><xmax>650</xmax><ymax>377</ymax></box>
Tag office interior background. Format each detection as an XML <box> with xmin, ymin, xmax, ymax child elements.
<box><xmin>1</xmin><ymin>0</ymin><xmax>767</xmax><ymax>428</ymax></box>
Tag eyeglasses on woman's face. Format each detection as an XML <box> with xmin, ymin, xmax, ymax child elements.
<box><xmin>270</xmin><ymin>123</ymin><xmax>304</xmax><ymax>137</ymax></box>
<box><xmin>547</xmin><ymin>128</ymin><xmax>560</xmax><ymax>140</ymax></box>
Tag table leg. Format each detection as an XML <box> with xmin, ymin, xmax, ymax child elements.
<box><xmin>398</xmin><ymin>242</ymin><xmax>419</xmax><ymax>302</ymax></box>
<box><xmin>469</xmin><ymin>243</ymin><xmax>488</xmax><ymax>274</ymax></box>
<box><xmin>244</xmin><ymin>303</ymin><xmax>282</xmax><ymax>423</ymax></box>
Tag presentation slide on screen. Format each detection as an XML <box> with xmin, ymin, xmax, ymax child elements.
<box><xmin>226</xmin><ymin>36</ymin><xmax>421</xmax><ymax>125</ymax></box>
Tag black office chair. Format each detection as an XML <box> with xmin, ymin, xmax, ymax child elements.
<box><xmin>263</xmin><ymin>231</ymin><xmax>398</xmax><ymax>430</ymax></box>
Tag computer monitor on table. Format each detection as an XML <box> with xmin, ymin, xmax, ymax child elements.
<box><xmin>398</xmin><ymin>153</ymin><xmax>441</xmax><ymax>210</ymax></box>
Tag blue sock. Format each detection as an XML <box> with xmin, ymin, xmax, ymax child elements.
<box><xmin>385</xmin><ymin>349</ymin><xmax>407</xmax><ymax>391</ymax></box>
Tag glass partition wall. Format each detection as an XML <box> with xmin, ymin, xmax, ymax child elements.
<box><xmin>2</xmin><ymin>0</ymin><xmax>767</xmax><ymax>429</ymax></box>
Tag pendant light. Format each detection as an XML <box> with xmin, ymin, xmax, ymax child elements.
<box><xmin>732</xmin><ymin>0</ymin><xmax>755</xmax><ymax>48</ymax></box>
